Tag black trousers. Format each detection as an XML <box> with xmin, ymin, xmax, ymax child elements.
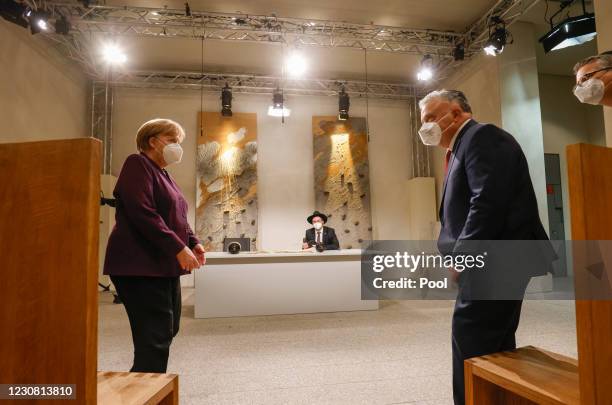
<box><xmin>451</xmin><ymin>298</ymin><xmax>524</xmax><ymax>405</ymax></box>
<box><xmin>111</xmin><ymin>275</ymin><xmax>181</xmax><ymax>373</ymax></box>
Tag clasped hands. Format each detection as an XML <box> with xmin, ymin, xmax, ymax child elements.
<box><xmin>176</xmin><ymin>244</ymin><xmax>206</xmax><ymax>271</ymax></box>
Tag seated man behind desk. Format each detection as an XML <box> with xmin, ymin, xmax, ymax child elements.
<box><xmin>302</xmin><ymin>211</ymin><xmax>340</xmax><ymax>251</ymax></box>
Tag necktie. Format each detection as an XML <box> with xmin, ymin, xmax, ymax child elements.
<box><xmin>316</xmin><ymin>231</ymin><xmax>321</xmax><ymax>243</ymax></box>
<box><xmin>444</xmin><ymin>149</ymin><xmax>452</xmax><ymax>174</ymax></box>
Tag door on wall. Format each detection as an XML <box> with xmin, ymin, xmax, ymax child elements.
<box><xmin>544</xmin><ymin>153</ymin><xmax>567</xmax><ymax>277</ymax></box>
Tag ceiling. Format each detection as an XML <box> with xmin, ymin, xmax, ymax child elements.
<box><xmin>105</xmin><ymin>0</ymin><xmax>493</xmax><ymax>32</ymax></box>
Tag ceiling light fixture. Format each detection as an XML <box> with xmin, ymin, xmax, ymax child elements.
<box><xmin>29</xmin><ymin>10</ymin><xmax>50</xmax><ymax>34</ymax></box>
<box><xmin>338</xmin><ymin>86</ymin><xmax>350</xmax><ymax>121</ymax></box>
<box><xmin>539</xmin><ymin>0</ymin><xmax>596</xmax><ymax>53</ymax></box>
<box><xmin>0</xmin><ymin>1</ymin><xmax>29</xmax><ymax>29</ymax></box>
<box><xmin>267</xmin><ymin>88</ymin><xmax>290</xmax><ymax>118</ymax></box>
<box><xmin>221</xmin><ymin>83</ymin><xmax>233</xmax><ymax>117</ymax></box>
<box><xmin>285</xmin><ymin>51</ymin><xmax>307</xmax><ymax>77</ymax></box>
<box><xmin>102</xmin><ymin>43</ymin><xmax>127</xmax><ymax>65</ymax></box>
<box><xmin>483</xmin><ymin>16</ymin><xmax>512</xmax><ymax>56</ymax></box>
<box><xmin>417</xmin><ymin>55</ymin><xmax>434</xmax><ymax>81</ymax></box>
<box><xmin>453</xmin><ymin>43</ymin><xmax>465</xmax><ymax>61</ymax></box>
<box><xmin>55</xmin><ymin>14</ymin><xmax>71</xmax><ymax>35</ymax></box>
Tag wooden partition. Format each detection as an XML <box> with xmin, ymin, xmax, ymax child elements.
<box><xmin>0</xmin><ymin>139</ymin><xmax>101</xmax><ymax>404</ymax></box>
<box><xmin>567</xmin><ymin>143</ymin><xmax>612</xmax><ymax>405</ymax></box>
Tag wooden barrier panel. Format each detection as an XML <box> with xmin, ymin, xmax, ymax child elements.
<box><xmin>0</xmin><ymin>139</ymin><xmax>101</xmax><ymax>404</ymax></box>
<box><xmin>464</xmin><ymin>346</ymin><xmax>579</xmax><ymax>405</ymax></box>
<box><xmin>567</xmin><ymin>143</ymin><xmax>612</xmax><ymax>405</ymax></box>
<box><xmin>97</xmin><ymin>372</ymin><xmax>178</xmax><ymax>405</ymax></box>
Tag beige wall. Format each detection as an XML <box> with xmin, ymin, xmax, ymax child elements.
<box><xmin>432</xmin><ymin>53</ymin><xmax>503</xmax><ymax>206</ymax></box>
<box><xmin>0</xmin><ymin>21</ymin><xmax>89</xmax><ymax>143</ymax></box>
<box><xmin>594</xmin><ymin>0</ymin><xmax>612</xmax><ymax>146</ymax></box>
<box><xmin>111</xmin><ymin>88</ymin><xmax>415</xmax><ymax>251</ymax></box>
<box><xmin>539</xmin><ymin>73</ymin><xmax>606</xmax><ymax>238</ymax></box>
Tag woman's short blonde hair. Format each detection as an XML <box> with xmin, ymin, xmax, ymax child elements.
<box><xmin>135</xmin><ymin>118</ymin><xmax>186</xmax><ymax>152</ymax></box>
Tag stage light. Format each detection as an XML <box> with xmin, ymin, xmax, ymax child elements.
<box><xmin>29</xmin><ymin>10</ymin><xmax>50</xmax><ymax>34</ymax></box>
<box><xmin>539</xmin><ymin>13</ymin><xmax>596</xmax><ymax>53</ymax></box>
<box><xmin>0</xmin><ymin>1</ymin><xmax>29</xmax><ymax>28</ymax></box>
<box><xmin>285</xmin><ymin>51</ymin><xmax>307</xmax><ymax>77</ymax></box>
<box><xmin>417</xmin><ymin>55</ymin><xmax>434</xmax><ymax>81</ymax></box>
<box><xmin>483</xmin><ymin>17</ymin><xmax>511</xmax><ymax>56</ymax></box>
<box><xmin>267</xmin><ymin>88</ymin><xmax>291</xmax><ymax>117</ymax></box>
<box><xmin>338</xmin><ymin>86</ymin><xmax>350</xmax><ymax>121</ymax></box>
<box><xmin>55</xmin><ymin>14</ymin><xmax>70</xmax><ymax>35</ymax></box>
<box><xmin>453</xmin><ymin>43</ymin><xmax>465</xmax><ymax>61</ymax></box>
<box><xmin>102</xmin><ymin>44</ymin><xmax>127</xmax><ymax>65</ymax></box>
<box><xmin>221</xmin><ymin>83</ymin><xmax>232</xmax><ymax>117</ymax></box>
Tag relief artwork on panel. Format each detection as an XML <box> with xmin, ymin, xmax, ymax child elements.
<box><xmin>196</xmin><ymin>112</ymin><xmax>258</xmax><ymax>251</ymax></box>
<box><xmin>312</xmin><ymin>116</ymin><xmax>372</xmax><ymax>249</ymax></box>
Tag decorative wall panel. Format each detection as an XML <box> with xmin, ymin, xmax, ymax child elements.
<box><xmin>312</xmin><ymin>116</ymin><xmax>372</xmax><ymax>249</ymax></box>
<box><xmin>196</xmin><ymin>112</ymin><xmax>258</xmax><ymax>251</ymax></box>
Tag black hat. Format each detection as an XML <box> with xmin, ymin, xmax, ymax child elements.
<box><xmin>307</xmin><ymin>210</ymin><xmax>328</xmax><ymax>224</ymax></box>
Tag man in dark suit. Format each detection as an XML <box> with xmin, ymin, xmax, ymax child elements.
<box><xmin>418</xmin><ymin>90</ymin><xmax>553</xmax><ymax>405</ymax></box>
<box><xmin>302</xmin><ymin>211</ymin><xmax>340</xmax><ymax>251</ymax></box>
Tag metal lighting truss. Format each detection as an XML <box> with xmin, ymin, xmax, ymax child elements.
<box><xmin>36</xmin><ymin>0</ymin><xmax>541</xmax><ymax>84</ymax></box>
<box><xmin>102</xmin><ymin>70</ymin><xmax>421</xmax><ymax>99</ymax></box>
<box><xmin>40</xmin><ymin>1</ymin><xmax>464</xmax><ymax>57</ymax></box>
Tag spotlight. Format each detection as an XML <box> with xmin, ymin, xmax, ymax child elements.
<box><xmin>29</xmin><ymin>10</ymin><xmax>50</xmax><ymax>34</ymax></box>
<box><xmin>539</xmin><ymin>12</ymin><xmax>596</xmax><ymax>52</ymax></box>
<box><xmin>338</xmin><ymin>86</ymin><xmax>350</xmax><ymax>121</ymax></box>
<box><xmin>285</xmin><ymin>51</ymin><xmax>307</xmax><ymax>77</ymax></box>
<box><xmin>54</xmin><ymin>14</ymin><xmax>71</xmax><ymax>35</ymax></box>
<box><xmin>221</xmin><ymin>83</ymin><xmax>233</xmax><ymax>117</ymax></box>
<box><xmin>417</xmin><ymin>55</ymin><xmax>434</xmax><ymax>81</ymax></box>
<box><xmin>453</xmin><ymin>43</ymin><xmax>465</xmax><ymax>61</ymax></box>
<box><xmin>0</xmin><ymin>0</ymin><xmax>29</xmax><ymax>28</ymax></box>
<box><xmin>102</xmin><ymin>43</ymin><xmax>127</xmax><ymax>65</ymax></box>
<box><xmin>267</xmin><ymin>88</ymin><xmax>291</xmax><ymax>117</ymax></box>
<box><xmin>483</xmin><ymin>16</ymin><xmax>511</xmax><ymax>56</ymax></box>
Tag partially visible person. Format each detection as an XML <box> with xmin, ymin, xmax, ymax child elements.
<box><xmin>418</xmin><ymin>90</ymin><xmax>554</xmax><ymax>405</ymax></box>
<box><xmin>104</xmin><ymin>118</ymin><xmax>206</xmax><ymax>373</ymax></box>
<box><xmin>573</xmin><ymin>51</ymin><xmax>612</xmax><ymax>107</ymax></box>
<box><xmin>302</xmin><ymin>211</ymin><xmax>340</xmax><ymax>251</ymax></box>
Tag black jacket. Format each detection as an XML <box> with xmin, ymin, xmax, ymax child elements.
<box><xmin>305</xmin><ymin>226</ymin><xmax>340</xmax><ymax>250</ymax></box>
<box><xmin>438</xmin><ymin>120</ymin><xmax>555</xmax><ymax>291</ymax></box>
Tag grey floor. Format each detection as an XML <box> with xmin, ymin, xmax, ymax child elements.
<box><xmin>98</xmin><ymin>288</ymin><xmax>577</xmax><ymax>405</ymax></box>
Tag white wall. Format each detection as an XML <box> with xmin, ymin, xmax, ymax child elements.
<box><xmin>0</xmin><ymin>21</ymin><xmax>88</xmax><ymax>143</ymax></box>
<box><xmin>539</xmin><ymin>73</ymin><xmax>606</xmax><ymax>238</ymax></box>
<box><xmin>499</xmin><ymin>22</ymin><xmax>550</xmax><ymax>232</ymax></box>
<box><xmin>111</xmin><ymin>88</ymin><xmax>415</xmax><ymax>254</ymax></box>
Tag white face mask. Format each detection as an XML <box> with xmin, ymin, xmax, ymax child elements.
<box><xmin>162</xmin><ymin>143</ymin><xmax>183</xmax><ymax>165</ymax></box>
<box><xmin>313</xmin><ymin>222</ymin><xmax>323</xmax><ymax>230</ymax></box>
<box><xmin>418</xmin><ymin>112</ymin><xmax>452</xmax><ymax>146</ymax></box>
<box><xmin>574</xmin><ymin>78</ymin><xmax>605</xmax><ymax>105</ymax></box>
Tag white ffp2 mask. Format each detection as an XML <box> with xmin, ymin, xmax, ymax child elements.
<box><xmin>418</xmin><ymin>122</ymin><xmax>443</xmax><ymax>146</ymax></box>
<box><xmin>313</xmin><ymin>222</ymin><xmax>323</xmax><ymax>230</ymax></box>
<box><xmin>162</xmin><ymin>143</ymin><xmax>183</xmax><ymax>165</ymax></box>
<box><xmin>418</xmin><ymin>112</ymin><xmax>452</xmax><ymax>146</ymax></box>
<box><xmin>574</xmin><ymin>78</ymin><xmax>605</xmax><ymax>105</ymax></box>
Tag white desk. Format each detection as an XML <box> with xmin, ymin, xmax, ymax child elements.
<box><xmin>194</xmin><ymin>249</ymin><xmax>378</xmax><ymax>318</ymax></box>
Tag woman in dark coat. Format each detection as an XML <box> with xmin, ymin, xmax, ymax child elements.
<box><xmin>104</xmin><ymin>118</ymin><xmax>205</xmax><ymax>373</ymax></box>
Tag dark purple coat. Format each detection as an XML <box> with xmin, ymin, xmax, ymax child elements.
<box><xmin>103</xmin><ymin>153</ymin><xmax>199</xmax><ymax>277</ymax></box>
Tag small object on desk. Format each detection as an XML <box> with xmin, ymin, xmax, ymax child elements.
<box><xmin>223</xmin><ymin>237</ymin><xmax>250</xmax><ymax>252</ymax></box>
<box><xmin>227</xmin><ymin>242</ymin><xmax>241</xmax><ymax>254</ymax></box>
